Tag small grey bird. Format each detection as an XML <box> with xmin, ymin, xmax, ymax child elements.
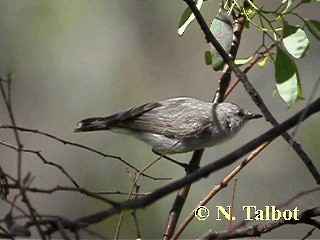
<box><xmin>75</xmin><ymin>97</ymin><xmax>262</xmax><ymax>154</ymax></box>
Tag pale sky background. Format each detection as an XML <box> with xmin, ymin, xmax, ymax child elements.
<box><xmin>0</xmin><ymin>1</ymin><xmax>319</xmax><ymax>238</ymax></box>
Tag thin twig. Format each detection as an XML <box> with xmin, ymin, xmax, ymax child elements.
<box><xmin>0</xmin><ymin>140</ymin><xmax>80</xmax><ymax>189</ymax></box>
<box><xmin>0</xmin><ymin>181</ymin><xmax>149</xmax><ymax>196</ymax></box>
<box><xmin>301</xmin><ymin>227</ymin><xmax>317</xmax><ymax>240</ymax></box>
<box><xmin>172</xmin><ymin>142</ymin><xmax>269</xmax><ymax>239</ymax></box>
<box><xmin>229</xmin><ymin>178</ymin><xmax>237</xmax><ymax>230</ymax></box>
<box><xmin>0</xmin><ymin>77</ymin><xmax>22</xmax><ymax>181</ymax></box>
<box><xmin>0</xmin><ymin>125</ymin><xmax>168</xmax><ymax>181</ymax></box>
<box><xmin>0</xmin><ymin>76</ymin><xmax>46</xmax><ymax>239</ymax></box>
<box><xmin>131</xmin><ymin>185</ymin><xmax>142</xmax><ymax>239</ymax></box>
<box><xmin>163</xmin><ymin>150</ymin><xmax>203</xmax><ymax>240</ymax></box>
<box><xmin>0</xmin><ymin>184</ymin><xmax>119</xmax><ymax>206</ymax></box>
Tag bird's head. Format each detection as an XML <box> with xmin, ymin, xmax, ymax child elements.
<box><xmin>213</xmin><ymin>102</ymin><xmax>263</xmax><ymax>133</ymax></box>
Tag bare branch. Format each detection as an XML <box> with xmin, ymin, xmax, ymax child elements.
<box><xmin>1</xmin><ymin>75</ymin><xmax>46</xmax><ymax>239</ymax></box>
<box><xmin>198</xmin><ymin>207</ymin><xmax>320</xmax><ymax>239</ymax></box>
<box><xmin>0</xmin><ymin>140</ymin><xmax>80</xmax><ymax>189</ymax></box>
<box><xmin>0</xmin><ymin>184</ymin><xmax>119</xmax><ymax>206</ymax></box>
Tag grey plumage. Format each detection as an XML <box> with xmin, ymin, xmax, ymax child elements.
<box><xmin>75</xmin><ymin>97</ymin><xmax>262</xmax><ymax>154</ymax></box>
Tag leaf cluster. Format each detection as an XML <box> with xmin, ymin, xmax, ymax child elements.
<box><xmin>178</xmin><ymin>0</ymin><xmax>320</xmax><ymax>107</ymax></box>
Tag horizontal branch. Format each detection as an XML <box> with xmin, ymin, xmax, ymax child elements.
<box><xmin>198</xmin><ymin>207</ymin><xmax>320</xmax><ymax>239</ymax></box>
<box><xmin>1</xmin><ymin>184</ymin><xmax>119</xmax><ymax>206</ymax></box>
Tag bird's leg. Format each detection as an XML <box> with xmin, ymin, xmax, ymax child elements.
<box><xmin>152</xmin><ymin>149</ymin><xmax>191</xmax><ymax>171</ymax></box>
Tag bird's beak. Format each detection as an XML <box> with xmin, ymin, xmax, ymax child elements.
<box><xmin>246</xmin><ymin>113</ymin><xmax>263</xmax><ymax>120</ymax></box>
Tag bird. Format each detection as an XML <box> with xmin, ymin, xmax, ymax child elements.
<box><xmin>75</xmin><ymin>97</ymin><xmax>262</xmax><ymax>155</ymax></box>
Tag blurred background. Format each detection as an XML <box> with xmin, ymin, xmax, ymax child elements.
<box><xmin>0</xmin><ymin>0</ymin><xmax>319</xmax><ymax>238</ymax></box>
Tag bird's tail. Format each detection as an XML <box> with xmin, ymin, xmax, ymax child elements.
<box><xmin>74</xmin><ymin>117</ymin><xmax>113</xmax><ymax>132</ymax></box>
<box><xmin>75</xmin><ymin>102</ymin><xmax>161</xmax><ymax>133</ymax></box>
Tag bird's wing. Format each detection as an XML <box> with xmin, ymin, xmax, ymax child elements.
<box><xmin>118</xmin><ymin>98</ymin><xmax>212</xmax><ymax>138</ymax></box>
<box><xmin>75</xmin><ymin>102</ymin><xmax>161</xmax><ymax>132</ymax></box>
<box><xmin>110</xmin><ymin>102</ymin><xmax>162</xmax><ymax>124</ymax></box>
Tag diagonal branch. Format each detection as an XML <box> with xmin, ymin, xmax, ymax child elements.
<box><xmin>163</xmin><ymin>150</ymin><xmax>203</xmax><ymax>239</ymax></box>
<box><xmin>183</xmin><ymin>0</ymin><xmax>320</xmax><ymax>184</ymax></box>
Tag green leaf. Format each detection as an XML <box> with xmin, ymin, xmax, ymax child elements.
<box><xmin>283</xmin><ymin>0</ymin><xmax>293</xmax><ymax>13</ymax></box>
<box><xmin>283</xmin><ymin>24</ymin><xmax>309</xmax><ymax>59</ymax></box>
<box><xmin>244</xmin><ymin>20</ymin><xmax>250</xmax><ymax>29</ymax></box>
<box><xmin>258</xmin><ymin>56</ymin><xmax>269</xmax><ymax>67</ymax></box>
<box><xmin>301</xmin><ymin>0</ymin><xmax>320</xmax><ymax>3</ymax></box>
<box><xmin>178</xmin><ymin>0</ymin><xmax>204</xmax><ymax>36</ymax></box>
<box><xmin>282</xmin><ymin>0</ymin><xmax>304</xmax><ymax>13</ymax></box>
<box><xmin>235</xmin><ymin>56</ymin><xmax>253</xmax><ymax>66</ymax></box>
<box><xmin>304</xmin><ymin>19</ymin><xmax>320</xmax><ymax>41</ymax></box>
<box><xmin>178</xmin><ymin>7</ymin><xmax>192</xmax><ymax>30</ymax></box>
<box><xmin>23</xmin><ymin>172</ymin><xmax>31</xmax><ymax>185</ymax></box>
<box><xmin>204</xmin><ymin>51</ymin><xmax>212</xmax><ymax>65</ymax></box>
<box><xmin>210</xmin><ymin>8</ymin><xmax>233</xmax><ymax>71</ymax></box>
<box><xmin>275</xmin><ymin>47</ymin><xmax>302</xmax><ymax>107</ymax></box>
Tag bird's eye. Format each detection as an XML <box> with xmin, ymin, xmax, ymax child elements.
<box><xmin>237</xmin><ymin>110</ymin><xmax>245</xmax><ymax>117</ymax></box>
